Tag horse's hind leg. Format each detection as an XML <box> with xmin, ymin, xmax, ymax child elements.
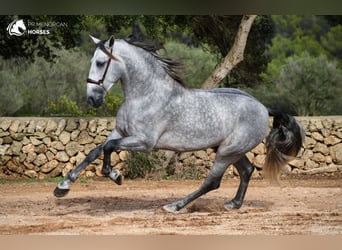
<box><xmin>224</xmin><ymin>155</ymin><xmax>254</xmax><ymax>209</ymax></box>
<box><xmin>163</xmin><ymin>154</ymin><xmax>242</xmax><ymax>213</ymax></box>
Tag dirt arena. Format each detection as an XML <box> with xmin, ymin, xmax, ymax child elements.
<box><xmin>0</xmin><ymin>177</ymin><xmax>341</xmax><ymax>235</ymax></box>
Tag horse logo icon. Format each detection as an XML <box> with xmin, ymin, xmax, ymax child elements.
<box><xmin>7</xmin><ymin>19</ymin><xmax>26</xmax><ymax>36</ymax></box>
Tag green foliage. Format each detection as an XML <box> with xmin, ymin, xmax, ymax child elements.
<box><xmin>46</xmin><ymin>88</ymin><xmax>123</xmax><ymax>117</ymax></box>
<box><xmin>0</xmin><ymin>46</ymin><xmax>125</xmax><ymax>117</ymax></box>
<box><xmin>0</xmin><ymin>177</ymin><xmax>65</xmax><ymax>184</ymax></box>
<box><xmin>175</xmin><ymin>164</ymin><xmax>204</xmax><ymax>180</ymax></box>
<box><xmin>105</xmin><ymin>16</ymin><xmax>191</xmax><ymax>42</ymax></box>
<box><xmin>262</xmin><ymin>16</ymin><xmax>341</xmax><ymax>84</ymax></box>
<box><xmin>46</xmin><ymin>95</ymin><xmax>82</xmax><ymax>116</ymax></box>
<box><xmin>2</xmin><ymin>15</ymin><xmax>342</xmax><ymax>117</ymax></box>
<box><xmin>226</xmin><ymin>15</ymin><xmax>273</xmax><ymax>88</ymax></box>
<box><xmin>103</xmin><ymin>92</ymin><xmax>124</xmax><ymax>115</ymax></box>
<box><xmin>262</xmin><ymin>35</ymin><xmax>330</xmax><ymax>84</ymax></box>
<box><xmin>272</xmin><ymin>15</ymin><xmax>329</xmax><ymax>38</ymax></box>
<box><xmin>163</xmin><ymin>41</ymin><xmax>218</xmax><ymax>88</ymax></box>
<box><xmin>0</xmin><ymin>58</ymin><xmax>25</xmax><ymax>116</ymax></box>
<box><xmin>102</xmin><ymin>15</ymin><xmax>273</xmax><ymax>88</ymax></box>
<box><xmin>0</xmin><ymin>15</ymin><xmax>86</xmax><ymax>62</ymax></box>
<box><xmin>250</xmin><ymin>53</ymin><xmax>342</xmax><ymax>115</ymax></box>
<box><xmin>85</xmin><ymin>91</ymin><xmax>124</xmax><ymax>117</ymax></box>
<box><xmin>255</xmin><ymin>15</ymin><xmax>342</xmax><ymax>115</ymax></box>
<box><xmin>0</xmin><ymin>16</ymin><xmax>134</xmax><ymax>116</ymax></box>
<box><xmin>276</xmin><ymin>53</ymin><xmax>342</xmax><ymax>115</ymax></box>
<box><xmin>125</xmin><ymin>152</ymin><xmax>164</xmax><ymax>179</ymax></box>
<box><xmin>17</xmin><ymin>48</ymin><xmax>89</xmax><ymax>115</ymax></box>
<box><xmin>321</xmin><ymin>24</ymin><xmax>342</xmax><ymax>60</ymax></box>
<box><xmin>78</xmin><ymin>16</ymin><xmax>110</xmax><ymax>56</ymax></box>
<box><xmin>190</xmin><ymin>15</ymin><xmax>273</xmax><ymax>88</ymax></box>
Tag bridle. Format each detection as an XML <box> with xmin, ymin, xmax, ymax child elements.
<box><xmin>87</xmin><ymin>45</ymin><xmax>118</xmax><ymax>92</ymax></box>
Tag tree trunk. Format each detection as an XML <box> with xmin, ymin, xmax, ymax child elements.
<box><xmin>202</xmin><ymin>15</ymin><xmax>257</xmax><ymax>89</ymax></box>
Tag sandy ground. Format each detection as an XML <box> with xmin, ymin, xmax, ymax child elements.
<box><xmin>0</xmin><ymin>177</ymin><xmax>341</xmax><ymax>235</ymax></box>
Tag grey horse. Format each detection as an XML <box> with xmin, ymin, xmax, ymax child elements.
<box><xmin>54</xmin><ymin>35</ymin><xmax>304</xmax><ymax>212</ymax></box>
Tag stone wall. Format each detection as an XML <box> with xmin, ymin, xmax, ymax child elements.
<box><xmin>0</xmin><ymin>116</ymin><xmax>341</xmax><ymax>179</ymax></box>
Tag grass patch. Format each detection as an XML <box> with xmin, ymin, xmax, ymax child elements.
<box><xmin>45</xmin><ymin>177</ymin><xmax>65</xmax><ymax>183</ymax></box>
<box><xmin>0</xmin><ymin>176</ymin><xmax>78</xmax><ymax>184</ymax></box>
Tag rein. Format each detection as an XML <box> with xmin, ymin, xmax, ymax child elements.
<box><xmin>87</xmin><ymin>47</ymin><xmax>115</xmax><ymax>92</ymax></box>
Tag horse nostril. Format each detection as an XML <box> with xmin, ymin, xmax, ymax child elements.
<box><xmin>87</xmin><ymin>97</ymin><xmax>95</xmax><ymax>106</ymax></box>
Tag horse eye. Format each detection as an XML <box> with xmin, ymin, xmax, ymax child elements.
<box><xmin>96</xmin><ymin>61</ymin><xmax>106</xmax><ymax>67</ymax></box>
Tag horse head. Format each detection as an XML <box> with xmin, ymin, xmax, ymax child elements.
<box><xmin>87</xmin><ymin>35</ymin><xmax>122</xmax><ymax>108</ymax></box>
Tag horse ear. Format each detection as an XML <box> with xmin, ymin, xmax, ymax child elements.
<box><xmin>108</xmin><ymin>36</ymin><xmax>115</xmax><ymax>48</ymax></box>
<box><xmin>89</xmin><ymin>35</ymin><xmax>101</xmax><ymax>44</ymax></box>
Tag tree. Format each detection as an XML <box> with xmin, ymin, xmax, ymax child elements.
<box><xmin>321</xmin><ymin>24</ymin><xmax>342</xmax><ymax>61</ymax></box>
<box><xmin>103</xmin><ymin>15</ymin><xmax>272</xmax><ymax>89</ymax></box>
<box><xmin>1</xmin><ymin>15</ymin><xmax>271</xmax><ymax>87</ymax></box>
<box><xmin>261</xmin><ymin>15</ymin><xmax>341</xmax><ymax>85</ymax></box>
<box><xmin>192</xmin><ymin>15</ymin><xmax>272</xmax><ymax>89</ymax></box>
<box><xmin>201</xmin><ymin>15</ymin><xmax>257</xmax><ymax>89</ymax></box>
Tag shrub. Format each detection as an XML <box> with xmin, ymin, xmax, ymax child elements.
<box><xmin>83</xmin><ymin>91</ymin><xmax>124</xmax><ymax>117</ymax></box>
<box><xmin>250</xmin><ymin>52</ymin><xmax>342</xmax><ymax>115</ymax></box>
<box><xmin>0</xmin><ymin>58</ymin><xmax>25</xmax><ymax>116</ymax></box>
<box><xmin>276</xmin><ymin>53</ymin><xmax>342</xmax><ymax>115</ymax></box>
<box><xmin>124</xmin><ymin>151</ymin><xmax>164</xmax><ymax>179</ymax></box>
<box><xmin>46</xmin><ymin>95</ymin><xmax>82</xmax><ymax>116</ymax></box>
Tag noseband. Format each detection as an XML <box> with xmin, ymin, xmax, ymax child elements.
<box><xmin>87</xmin><ymin>46</ymin><xmax>116</xmax><ymax>92</ymax></box>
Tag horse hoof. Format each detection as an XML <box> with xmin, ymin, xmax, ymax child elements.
<box><xmin>224</xmin><ymin>200</ymin><xmax>241</xmax><ymax>210</ymax></box>
<box><xmin>162</xmin><ymin>203</ymin><xmax>179</xmax><ymax>213</ymax></box>
<box><xmin>109</xmin><ymin>170</ymin><xmax>123</xmax><ymax>185</ymax></box>
<box><xmin>114</xmin><ymin>174</ymin><xmax>123</xmax><ymax>185</ymax></box>
<box><xmin>53</xmin><ymin>187</ymin><xmax>70</xmax><ymax>198</ymax></box>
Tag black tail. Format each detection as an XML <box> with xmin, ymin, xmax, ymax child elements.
<box><xmin>264</xmin><ymin>109</ymin><xmax>305</xmax><ymax>182</ymax></box>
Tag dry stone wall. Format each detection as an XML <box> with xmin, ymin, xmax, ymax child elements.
<box><xmin>0</xmin><ymin>116</ymin><xmax>341</xmax><ymax>179</ymax></box>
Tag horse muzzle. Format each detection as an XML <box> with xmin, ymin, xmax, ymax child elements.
<box><xmin>87</xmin><ymin>96</ymin><xmax>103</xmax><ymax>108</ymax></box>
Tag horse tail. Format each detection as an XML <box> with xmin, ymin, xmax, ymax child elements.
<box><xmin>264</xmin><ymin>109</ymin><xmax>305</xmax><ymax>182</ymax></box>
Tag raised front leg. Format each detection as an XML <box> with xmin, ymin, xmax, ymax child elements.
<box><xmin>54</xmin><ymin>144</ymin><xmax>104</xmax><ymax>197</ymax></box>
<box><xmin>54</xmin><ymin>129</ymin><xmax>122</xmax><ymax>197</ymax></box>
<box><xmin>224</xmin><ymin>155</ymin><xmax>254</xmax><ymax>209</ymax></box>
<box><xmin>102</xmin><ymin>135</ymin><xmax>153</xmax><ymax>174</ymax></box>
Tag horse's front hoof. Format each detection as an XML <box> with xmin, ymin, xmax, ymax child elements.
<box><xmin>114</xmin><ymin>174</ymin><xmax>123</xmax><ymax>185</ymax></box>
<box><xmin>224</xmin><ymin>200</ymin><xmax>242</xmax><ymax>210</ymax></box>
<box><xmin>109</xmin><ymin>169</ymin><xmax>123</xmax><ymax>185</ymax></box>
<box><xmin>53</xmin><ymin>187</ymin><xmax>70</xmax><ymax>198</ymax></box>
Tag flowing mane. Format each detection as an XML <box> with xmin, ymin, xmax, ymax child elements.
<box><xmin>124</xmin><ymin>36</ymin><xmax>185</xmax><ymax>85</ymax></box>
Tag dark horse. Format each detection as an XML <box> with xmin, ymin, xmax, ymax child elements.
<box><xmin>54</xmin><ymin>36</ymin><xmax>304</xmax><ymax>212</ymax></box>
